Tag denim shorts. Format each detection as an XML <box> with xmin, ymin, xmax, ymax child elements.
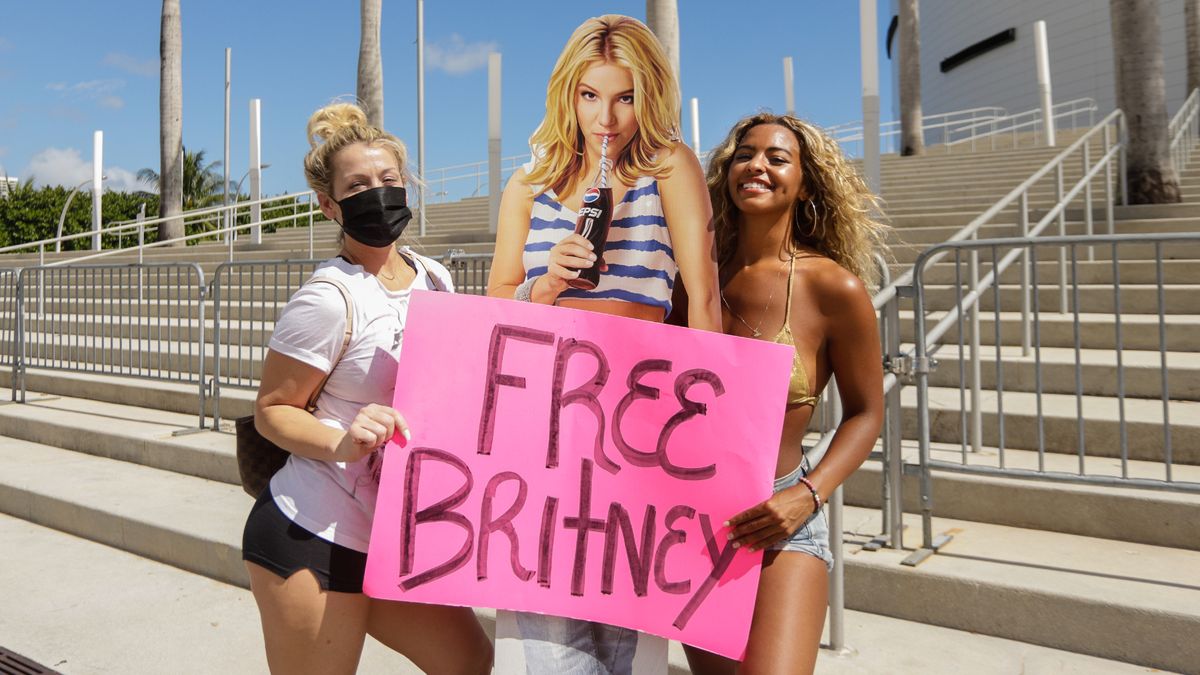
<box><xmin>768</xmin><ymin>453</ymin><xmax>835</xmax><ymax>571</ymax></box>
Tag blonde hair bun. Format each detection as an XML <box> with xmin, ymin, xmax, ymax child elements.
<box><xmin>307</xmin><ymin>103</ymin><xmax>370</xmax><ymax>149</ymax></box>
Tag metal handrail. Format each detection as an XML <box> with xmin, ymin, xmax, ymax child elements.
<box><xmin>830</xmin><ymin>106</ymin><xmax>1007</xmax><ymax>141</ymax></box>
<box><xmin>874</xmin><ymin>108</ymin><xmax>1126</xmax><ymax>310</ymax></box>
<box><xmin>0</xmin><ymin>190</ymin><xmax>317</xmax><ymax>257</ymax></box>
<box><xmin>942</xmin><ymin>97</ymin><xmax>1098</xmax><ymax>149</ymax></box>
<box><xmin>1168</xmin><ymin>88</ymin><xmax>1200</xmax><ymax>174</ymax></box>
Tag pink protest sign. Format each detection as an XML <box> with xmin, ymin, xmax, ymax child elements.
<box><xmin>364</xmin><ymin>291</ymin><xmax>792</xmax><ymax>659</ymax></box>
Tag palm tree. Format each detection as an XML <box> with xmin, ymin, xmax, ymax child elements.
<box><xmin>159</xmin><ymin>0</ymin><xmax>184</xmax><ymax>242</ymax></box>
<box><xmin>898</xmin><ymin>0</ymin><xmax>924</xmax><ymax>156</ymax></box>
<box><xmin>357</xmin><ymin>0</ymin><xmax>384</xmax><ymax>127</ymax></box>
<box><xmin>646</xmin><ymin>0</ymin><xmax>680</xmax><ymax>84</ymax></box>
<box><xmin>138</xmin><ymin>147</ymin><xmax>223</xmax><ymax>210</ymax></box>
<box><xmin>1111</xmin><ymin>0</ymin><xmax>1181</xmax><ymax>203</ymax></box>
<box><xmin>1187</xmin><ymin>0</ymin><xmax>1200</xmax><ymax>96</ymax></box>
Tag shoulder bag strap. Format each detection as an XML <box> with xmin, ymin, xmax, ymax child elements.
<box><xmin>302</xmin><ymin>277</ymin><xmax>354</xmax><ymax>411</ymax></box>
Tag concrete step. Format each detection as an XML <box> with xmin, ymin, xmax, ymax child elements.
<box><xmin>0</xmin><ymin>368</ymin><xmax>255</xmax><ymax>421</ymax></box>
<box><xmin>4</xmin><ymin>330</ymin><xmax>249</xmax><ymax>380</ymax></box>
<box><xmin>900</xmin><ymin>385</ymin><xmax>1198</xmax><ymax>464</ymax></box>
<box><xmin>925</xmin><ymin>345</ymin><xmax>1199</xmax><ymax>399</ymax></box>
<box><xmin>914</xmin><ymin>258</ymin><xmax>1197</xmax><ymax>285</ymax></box>
<box><xmin>0</xmin><ymin>436</ymin><xmax>246</xmax><ymax>584</ymax></box>
<box><xmin>894</xmin><ymin>215</ymin><xmax>1200</xmax><ymax>243</ymax></box>
<box><xmin>891</xmin><ymin>240</ymin><xmax>1200</xmax><ymax>264</ymax></box>
<box><xmin>897</xmin><ymin>310</ymin><xmax>1200</xmax><ymax>352</ymax></box>
<box><xmin>0</xmin><ymin>387</ymin><xmax>238</xmax><ymax>484</ymax></box>
<box><xmin>0</xmin><ymin>514</ymin><xmax>435</xmax><ymax>674</ymax></box>
<box><xmin>1</xmin><ymin>514</ymin><xmax>1156</xmax><ymax>675</ymax></box>
<box><xmin>920</xmin><ymin>283</ymin><xmax>1200</xmax><ymax>314</ymax></box>
<box><xmin>840</xmin><ymin>506</ymin><xmax>1200</xmax><ymax>673</ymax></box>
<box><xmin>841</xmin><ymin>439</ymin><xmax>1200</xmax><ymax>551</ymax></box>
<box><xmin>16</xmin><ymin>438</ymin><xmax>1178</xmax><ymax>671</ymax></box>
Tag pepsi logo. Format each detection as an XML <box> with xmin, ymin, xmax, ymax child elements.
<box><xmin>583</xmin><ymin>188</ymin><xmax>600</xmax><ymax>204</ymax></box>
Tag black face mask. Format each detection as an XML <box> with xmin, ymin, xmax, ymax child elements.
<box><xmin>336</xmin><ymin>186</ymin><xmax>412</xmax><ymax>247</ymax></box>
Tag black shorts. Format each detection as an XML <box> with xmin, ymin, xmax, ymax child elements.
<box><xmin>241</xmin><ymin>489</ymin><xmax>368</xmax><ymax>593</ymax></box>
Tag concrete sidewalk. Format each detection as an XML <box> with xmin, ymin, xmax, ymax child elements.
<box><xmin>0</xmin><ymin>515</ymin><xmax>1165</xmax><ymax>674</ymax></box>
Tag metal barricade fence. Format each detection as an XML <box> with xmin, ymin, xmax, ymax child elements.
<box><xmin>12</xmin><ymin>263</ymin><xmax>208</xmax><ymax>427</ymax></box>
<box><xmin>1</xmin><ymin>269</ymin><xmax>17</xmax><ymax>400</ymax></box>
<box><xmin>440</xmin><ymin>250</ymin><xmax>492</xmax><ymax>295</ymax></box>
<box><xmin>908</xmin><ymin>232</ymin><xmax>1200</xmax><ymax>558</ymax></box>
<box><xmin>209</xmin><ymin>259</ymin><xmax>322</xmax><ymax>428</ymax></box>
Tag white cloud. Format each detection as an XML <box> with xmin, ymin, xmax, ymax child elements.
<box><xmin>46</xmin><ymin>79</ymin><xmax>126</xmax><ymax>109</ymax></box>
<box><xmin>103</xmin><ymin>52</ymin><xmax>157</xmax><ymax>77</ymax></box>
<box><xmin>22</xmin><ymin>147</ymin><xmax>142</xmax><ymax>192</ymax></box>
<box><xmin>425</xmin><ymin>34</ymin><xmax>497</xmax><ymax>75</ymax></box>
<box><xmin>0</xmin><ymin>37</ymin><xmax>12</xmax><ymax>52</ymax></box>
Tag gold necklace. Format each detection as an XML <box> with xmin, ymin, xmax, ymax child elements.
<box><xmin>720</xmin><ymin>255</ymin><xmax>792</xmax><ymax>338</ymax></box>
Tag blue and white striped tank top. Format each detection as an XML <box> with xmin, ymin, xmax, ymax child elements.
<box><xmin>522</xmin><ymin>174</ymin><xmax>677</xmax><ymax>313</ymax></box>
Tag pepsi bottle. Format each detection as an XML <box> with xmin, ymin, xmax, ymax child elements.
<box><xmin>568</xmin><ymin>136</ymin><xmax>613</xmax><ymax>290</ymax></box>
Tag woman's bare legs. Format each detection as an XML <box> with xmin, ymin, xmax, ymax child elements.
<box><xmin>367</xmin><ymin>599</ymin><xmax>493</xmax><ymax>674</ymax></box>
<box><xmin>683</xmin><ymin>550</ymin><xmax>828</xmax><ymax>675</ymax></box>
<box><xmin>247</xmin><ymin>562</ymin><xmax>369</xmax><ymax>675</ymax></box>
<box><xmin>248</xmin><ymin>562</ymin><xmax>493</xmax><ymax>674</ymax></box>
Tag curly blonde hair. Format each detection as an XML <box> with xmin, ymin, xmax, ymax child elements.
<box><xmin>707</xmin><ymin>113</ymin><xmax>888</xmax><ymax>287</ymax></box>
<box><xmin>303</xmin><ymin>102</ymin><xmax>409</xmax><ymax>198</ymax></box>
<box><xmin>525</xmin><ymin>14</ymin><xmax>680</xmax><ymax>195</ymax></box>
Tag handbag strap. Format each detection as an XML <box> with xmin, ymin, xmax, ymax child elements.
<box><xmin>303</xmin><ymin>277</ymin><xmax>354</xmax><ymax>412</ymax></box>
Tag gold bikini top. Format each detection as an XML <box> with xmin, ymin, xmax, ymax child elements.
<box><xmin>771</xmin><ymin>256</ymin><xmax>820</xmax><ymax>408</ymax></box>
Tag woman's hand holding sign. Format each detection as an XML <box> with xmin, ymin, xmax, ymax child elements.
<box><xmin>724</xmin><ymin>484</ymin><xmax>817</xmax><ymax>552</ymax></box>
<box><xmin>334</xmin><ymin>403</ymin><xmax>412</xmax><ymax>463</ymax></box>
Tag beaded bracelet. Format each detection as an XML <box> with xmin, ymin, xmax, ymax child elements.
<box><xmin>796</xmin><ymin>476</ymin><xmax>823</xmax><ymax>513</ymax></box>
<box><xmin>514</xmin><ymin>276</ymin><xmax>538</xmax><ymax>302</ymax></box>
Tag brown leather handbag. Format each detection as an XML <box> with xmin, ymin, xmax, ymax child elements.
<box><xmin>235</xmin><ymin>278</ymin><xmax>353</xmax><ymax>497</ymax></box>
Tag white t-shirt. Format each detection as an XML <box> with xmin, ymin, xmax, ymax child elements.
<box><xmin>267</xmin><ymin>248</ymin><xmax>454</xmax><ymax>552</ymax></box>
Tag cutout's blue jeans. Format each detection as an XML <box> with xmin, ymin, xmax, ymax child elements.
<box><xmin>515</xmin><ymin>613</ymin><xmax>637</xmax><ymax>674</ymax></box>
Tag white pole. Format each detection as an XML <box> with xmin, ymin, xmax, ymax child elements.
<box><xmin>249</xmin><ymin>98</ymin><xmax>262</xmax><ymax>244</ymax></box>
<box><xmin>783</xmin><ymin>56</ymin><xmax>795</xmax><ymax>116</ymax></box>
<box><xmin>417</xmin><ymin>0</ymin><xmax>426</xmax><ymax>237</ymax></box>
<box><xmin>690</xmin><ymin>97</ymin><xmax>701</xmax><ymax>154</ymax></box>
<box><xmin>860</xmin><ymin>0</ymin><xmax>882</xmax><ymax>196</ymax></box>
<box><xmin>1034</xmin><ymin>20</ymin><xmax>1056</xmax><ymax>146</ymax></box>
<box><xmin>224</xmin><ymin>48</ymin><xmax>231</xmax><ymax>240</ymax></box>
<box><xmin>488</xmin><ymin>52</ymin><xmax>502</xmax><ymax>235</ymax></box>
<box><xmin>92</xmin><ymin>130</ymin><xmax>103</xmax><ymax>251</ymax></box>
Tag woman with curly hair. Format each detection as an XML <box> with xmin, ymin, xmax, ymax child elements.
<box><xmin>487</xmin><ymin>13</ymin><xmax>720</xmax><ymax>674</ymax></box>
<box><xmin>671</xmin><ymin>113</ymin><xmax>887</xmax><ymax>674</ymax></box>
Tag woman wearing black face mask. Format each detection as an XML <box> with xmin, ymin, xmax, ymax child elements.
<box><xmin>241</xmin><ymin>102</ymin><xmax>492</xmax><ymax>674</ymax></box>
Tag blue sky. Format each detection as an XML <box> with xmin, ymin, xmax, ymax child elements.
<box><xmin>0</xmin><ymin>1</ymin><xmax>895</xmax><ymax>199</ymax></box>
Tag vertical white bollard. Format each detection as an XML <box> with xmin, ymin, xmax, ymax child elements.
<box><xmin>690</xmin><ymin>97</ymin><xmax>701</xmax><ymax>154</ymax></box>
<box><xmin>92</xmin><ymin>130</ymin><xmax>103</xmax><ymax>251</ymax></box>
<box><xmin>488</xmin><ymin>52</ymin><xmax>502</xmax><ymax>236</ymax></box>
<box><xmin>249</xmin><ymin>98</ymin><xmax>262</xmax><ymax>244</ymax></box>
<box><xmin>860</xmin><ymin>0</ymin><xmax>882</xmax><ymax>196</ymax></box>
<box><xmin>1035</xmin><ymin>20</ymin><xmax>1056</xmax><ymax>147</ymax></box>
<box><xmin>417</xmin><ymin>0</ymin><xmax>426</xmax><ymax>237</ymax></box>
<box><xmin>224</xmin><ymin>48</ymin><xmax>232</xmax><ymax>241</ymax></box>
<box><xmin>783</xmin><ymin>56</ymin><xmax>795</xmax><ymax>116</ymax></box>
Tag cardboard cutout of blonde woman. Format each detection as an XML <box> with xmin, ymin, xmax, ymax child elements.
<box><xmin>479</xmin><ymin>13</ymin><xmax>724</xmax><ymax>674</ymax></box>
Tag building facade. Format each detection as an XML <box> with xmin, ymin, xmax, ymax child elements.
<box><xmin>890</xmin><ymin>0</ymin><xmax>1190</xmax><ymax>119</ymax></box>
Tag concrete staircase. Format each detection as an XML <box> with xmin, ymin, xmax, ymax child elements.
<box><xmin>1</xmin><ymin>130</ymin><xmax>1197</xmax><ymax>673</ymax></box>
